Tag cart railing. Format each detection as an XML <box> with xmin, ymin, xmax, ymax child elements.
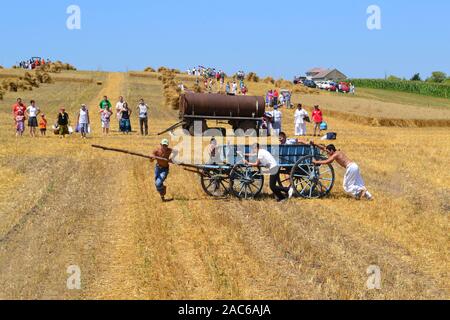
<box><xmin>209</xmin><ymin>144</ymin><xmax>322</xmax><ymax>167</ymax></box>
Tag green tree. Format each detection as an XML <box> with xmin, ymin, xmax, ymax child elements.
<box><xmin>427</xmin><ymin>71</ymin><xmax>447</xmax><ymax>83</ymax></box>
<box><xmin>387</xmin><ymin>75</ymin><xmax>401</xmax><ymax>81</ymax></box>
<box><xmin>410</xmin><ymin>73</ymin><xmax>422</xmax><ymax>81</ymax></box>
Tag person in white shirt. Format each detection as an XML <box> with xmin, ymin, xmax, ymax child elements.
<box><xmin>77</xmin><ymin>104</ymin><xmax>90</xmax><ymax>139</ymax></box>
<box><xmin>244</xmin><ymin>143</ymin><xmax>288</xmax><ymax>202</ymax></box>
<box><xmin>231</xmin><ymin>81</ymin><xmax>238</xmax><ymax>95</ymax></box>
<box><xmin>294</xmin><ymin>104</ymin><xmax>309</xmax><ymax>136</ymax></box>
<box><xmin>137</xmin><ymin>99</ymin><xmax>149</xmax><ymax>136</ymax></box>
<box><xmin>116</xmin><ymin>96</ymin><xmax>125</xmax><ymax>124</ymax></box>
<box><xmin>279</xmin><ymin>132</ymin><xmax>309</xmax><ymax>146</ymax></box>
<box><xmin>26</xmin><ymin>100</ymin><xmax>40</xmax><ymax>137</ymax></box>
<box><xmin>271</xmin><ymin>105</ymin><xmax>282</xmax><ymax>136</ymax></box>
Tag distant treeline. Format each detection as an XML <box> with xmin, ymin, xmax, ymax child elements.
<box><xmin>350</xmin><ymin>79</ymin><xmax>450</xmax><ymax>99</ymax></box>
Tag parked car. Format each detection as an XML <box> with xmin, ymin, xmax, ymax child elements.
<box><xmin>293</xmin><ymin>76</ymin><xmax>306</xmax><ymax>85</ymax></box>
<box><xmin>322</xmin><ymin>81</ymin><xmax>335</xmax><ymax>90</ymax></box>
<box><xmin>338</xmin><ymin>82</ymin><xmax>350</xmax><ymax>93</ymax></box>
<box><xmin>316</xmin><ymin>81</ymin><xmax>324</xmax><ymax>89</ymax></box>
<box><xmin>328</xmin><ymin>82</ymin><xmax>338</xmax><ymax>92</ymax></box>
<box><xmin>303</xmin><ymin>80</ymin><xmax>317</xmax><ymax>88</ymax></box>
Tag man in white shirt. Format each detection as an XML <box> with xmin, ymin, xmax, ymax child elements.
<box><xmin>271</xmin><ymin>105</ymin><xmax>282</xmax><ymax>136</ymax></box>
<box><xmin>231</xmin><ymin>81</ymin><xmax>238</xmax><ymax>95</ymax></box>
<box><xmin>137</xmin><ymin>99</ymin><xmax>149</xmax><ymax>136</ymax></box>
<box><xmin>244</xmin><ymin>143</ymin><xmax>288</xmax><ymax>202</ymax></box>
<box><xmin>26</xmin><ymin>100</ymin><xmax>40</xmax><ymax>137</ymax></box>
<box><xmin>116</xmin><ymin>96</ymin><xmax>125</xmax><ymax>130</ymax></box>
<box><xmin>294</xmin><ymin>104</ymin><xmax>309</xmax><ymax>136</ymax></box>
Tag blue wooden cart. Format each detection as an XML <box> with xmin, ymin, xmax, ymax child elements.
<box><xmin>191</xmin><ymin>144</ymin><xmax>335</xmax><ymax>200</ymax></box>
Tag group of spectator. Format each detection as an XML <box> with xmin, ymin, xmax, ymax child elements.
<box><xmin>16</xmin><ymin>58</ymin><xmax>51</xmax><ymax>70</ymax></box>
<box><xmin>261</xmin><ymin>103</ymin><xmax>326</xmax><ymax>138</ymax></box>
<box><xmin>265</xmin><ymin>90</ymin><xmax>292</xmax><ymax>109</ymax></box>
<box><xmin>11</xmin><ymin>96</ymin><xmax>152</xmax><ymax>139</ymax></box>
<box><xmin>187</xmin><ymin>66</ymin><xmax>225</xmax><ymax>79</ymax></box>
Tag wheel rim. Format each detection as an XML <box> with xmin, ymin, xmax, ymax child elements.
<box><xmin>291</xmin><ymin>156</ymin><xmax>335</xmax><ymax>199</ymax></box>
<box><xmin>230</xmin><ymin>165</ymin><xmax>264</xmax><ymax>199</ymax></box>
<box><xmin>200</xmin><ymin>169</ymin><xmax>230</xmax><ymax>197</ymax></box>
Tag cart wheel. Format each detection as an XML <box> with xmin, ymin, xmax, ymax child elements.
<box><xmin>276</xmin><ymin>170</ymin><xmax>292</xmax><ymax>190</ymax></box>
<box><xmin>200</xmin><ymin>168</ymin><xmax>230</xmax><ymax>198</ymax></box>
<box><xmin>230</xmin><ymin>165</ymin><xmax>264</xmax><ymax>200</ymax></box>
<box><xmin>290</xmin><ymin>156</ymin><xmax>335</xmax><ymax>199</ymax></box>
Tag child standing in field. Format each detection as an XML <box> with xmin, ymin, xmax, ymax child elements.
<box><xmin>15</xmin><ymin>110</ymin><xmax>26</xmax><ymax>137</ymax></box>
<box><xmin>39</xmin><ymin>114</ymin><xmax>47</xmax><ymax>136</ymax></box>
<box><xmin>100</xmin><ymin>107</ymin><xmax>113</xmax><ymax>135</ymax></box>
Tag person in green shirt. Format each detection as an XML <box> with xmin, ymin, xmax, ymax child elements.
<box><xmin>99</xmin><ymin>96</ymin><xmax>112</xmax><ymax>110</ymax></box>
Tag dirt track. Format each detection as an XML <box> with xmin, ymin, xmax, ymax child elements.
<box><xmin>0</xmin><ymin>72</ymin><xmax>448</xmax><ymax>300</ymax></box>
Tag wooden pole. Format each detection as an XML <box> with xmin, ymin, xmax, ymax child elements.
<box><xmin>91</xmin><ymin>145</ymin><xmax>202</xmax><ymax>170</ymax></box>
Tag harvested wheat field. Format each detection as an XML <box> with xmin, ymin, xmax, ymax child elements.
<box><xmin>0</xmin><ymin>69</ymin><xmax>448</xmax><ymax>300</ymax></box>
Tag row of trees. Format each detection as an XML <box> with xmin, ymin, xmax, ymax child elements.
<box><xmin>387</xmin><ymin>71</ymin><xmax>449</xmax><ymax>84</ymax></box>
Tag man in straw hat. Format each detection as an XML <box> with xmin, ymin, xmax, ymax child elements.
<box><xmin>151</xmin><ymin>139</ymin><xmax>177</xmax><ymax>201</ymax></box>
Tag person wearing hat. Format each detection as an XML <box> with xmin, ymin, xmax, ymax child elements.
<box><xmin>57</xmin><ymin>107</ymin><xmax>70</xmax><ymax>138</ymax></box>
<box><xmin>151</xmin><ymin>139</ymin><xmax>176</xmax><ymax>201</ymax></box>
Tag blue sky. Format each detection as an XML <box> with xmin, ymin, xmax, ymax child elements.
<box><xmin>0</xmin><ymin>0</ymin><xmax>449</xmax><ymax>79</ymax></box>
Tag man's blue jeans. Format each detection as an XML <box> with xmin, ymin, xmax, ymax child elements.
<box><xmin>155</xmin><ymin>166</ymin><xmax>169</xmax><ymax>194</ymax></box>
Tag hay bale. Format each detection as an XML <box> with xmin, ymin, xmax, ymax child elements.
<box><xmin>7</xmin><ymin>80</ymin><xmax>18</xmax><ymax>92</ymax></box>
<box><xmin>274</xmin><ymin>79</ymin><xmax>292</xmax><ymax>88</ymax></box>
<box><xmin>263</xmin><ymin>77</ymin><xmax>275</xmax><ymax>84</ymax></box>
<box><xmin>246</xmin><ymin>72</ymin><xmax>259</xmax><ymax>82</ymax></box>
<box><xmin>158</xmin><ymin>66</ymin><xmax>169</xmax><ymax>73</ymax></box>
<box><xmin>37</xmin><ymin>61</ymin><xmax>76</xmax><ymax>73</ymax></box>
<box><xmin>35</xmin><ymin>70</ymin><xmax>52</xmax><ymax>83</ymax></box>
<box><xmin>193</xmin><ymin>83</ymin><xmax>203</xmax><ymax>93</ymax></box>
<box><xmin>23</xmin><ymin>72</ymin><xmax>40</xmax><ymax>87</ymax></box>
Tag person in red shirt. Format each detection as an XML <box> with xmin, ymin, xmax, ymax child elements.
<box><xmin>12</xmin><ymin>98</ymin><xmax>27</xmax><ymax>115</ymax></box>
<box><xmin>312</xmin><ymin>105</ymin><xmax>324</xmax><ymax>137</ymax></box>
<box><xmin>273</xmin><ymin>90</ymin><xmax>279</xmax><ymax>107</ymax></box>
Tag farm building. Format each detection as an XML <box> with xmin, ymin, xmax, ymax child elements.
<box><xmin>306</xmin><ymin>67</ymin><xmax>347</xmax><ymax>81</ymax></box>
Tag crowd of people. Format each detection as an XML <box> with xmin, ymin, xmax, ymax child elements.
<box><xmin>16</xmin><ymin>58</ymin><xmax>52</xmax><ymax>70</ymax></box>
<box><xmin>261</xmin><ymin>103</ymin><xmax>327</xmax><ymax>139</ymax></box>
<box><xmin>265</xmin><ymin>90</ymin><xmax>292</xmax><ymax>109</ymax></box>
<box><xmin>11</xmin><ymin>96</ymin><xmax>152</xmax><ymax>138</ymax></box>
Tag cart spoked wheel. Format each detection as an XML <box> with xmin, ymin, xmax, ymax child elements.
<box><xmin>230</xmin><ymin>165</ymin><xmax>264</xmax><ymax>200</ymax></box>
<box><xmin>276</xmin><ymin>170</ymin><xmax>292</xmax><ymax>190</ymax></box>
<box><xmin>200</xmin><ymin>168</ymin><xmax>230</xmax><ymax>198</ymax></box>
<box><xmin>290</xmin><ymin>156</ymin><xmax>335</xmax><ymax>199</ymax></box>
